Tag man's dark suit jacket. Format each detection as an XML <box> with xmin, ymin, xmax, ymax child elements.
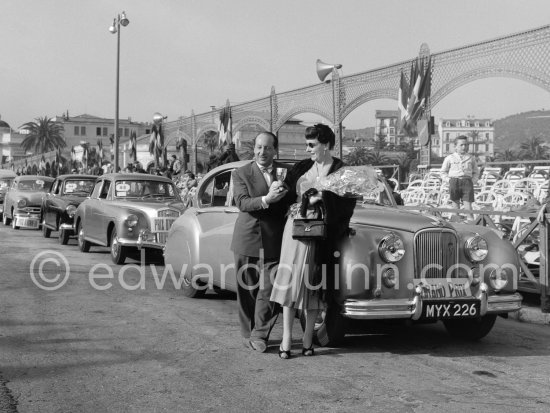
<box><xmin>230</xmin><ymin>160</ymin><xmax>290</xmax><ymax>259</ymax></box>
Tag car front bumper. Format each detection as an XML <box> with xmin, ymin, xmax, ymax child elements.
<box><xmin>13</xmin><ymin>212</ymin><xmax>41</xmax><ymax>229</ymax></box>
<box><xmin>116</xmin><ymin>229</ymin><xmax>165</xmax><ymax>250</ymax></box>
<box><xmin>342</xmin><ymin>284</ymin><xmax>522</xmax><ymax>320</ymax></box>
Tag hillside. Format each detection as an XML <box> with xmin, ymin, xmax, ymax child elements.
<box><xmin>494</xmin><ymin>109</ymin><xmax>550</xmax><ymax>149</ymax></box>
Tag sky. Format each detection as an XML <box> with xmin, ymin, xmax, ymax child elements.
<box><xmin>1</xmin><ymin>0</ymin><xmax>550</xmax><ymax>131</ymax></box>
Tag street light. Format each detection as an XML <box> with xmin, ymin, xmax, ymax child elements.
<box><xmin>109</xmin><ymin>11</ymin><xmax>130</xmax><ymax>173</ymax></box>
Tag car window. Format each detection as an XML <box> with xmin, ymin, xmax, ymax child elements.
<box><xmin>199</xmin><ymin>170</ymin><xmax>232</xmax><ymax>207</ymax></box>
<box><xmin>91</xmin><ymin>181</ymin><xmax>103</xmax><ymax>199</ymax></box>
<box><xmin>99</xmin><ymin>181</ymin><xmax>111</xmax><ymax>199</ymax></box>
<box><xmin>52</xmin><ymin>180</ymin><xmax>61</xmax><ymax>195</ymax></box>
<box><xmin>114</xmin><ymin>179</ymin><xmax>181</xmax><ymax>200</ymax></box>
<box><xmin>63</xmin><ymin>179</ymin><xmax>95</xmax><ymax>195</ymax></box>
<box><xmin>17</xmin><ymin>179</ymin><xmax>51</xmax><ymax>192</ymax></box>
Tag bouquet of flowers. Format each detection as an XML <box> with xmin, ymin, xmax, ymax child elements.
<box><xmin>314</xmin><ymin>165</ymin><xmax>383</xmax><ymax>199</ymax></box>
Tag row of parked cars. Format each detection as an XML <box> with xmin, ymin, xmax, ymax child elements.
<box><xmin>0</xmin><ymin>162</ymin><xmax>524</xmax><ymax>345</ymax></box>
<box><xmin>0</xmin><ymin>172</ymin><xmax>186</xmax><ymax>264</ymax></box>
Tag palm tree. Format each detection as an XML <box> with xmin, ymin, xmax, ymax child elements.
<box><xmin>238</xmin><ymin>140</ymin><xmax>254</xmax><ymax>160</ymax></box>
<box><xmin>494</xmin><ymin>148</ymin><xmax>518</xmax><ymax>162</ymax></box>
<box><xmin>368</xmin><ymin>151</ymin><xmax>390</xmax><ymax>166</ymax></box>
<box><xmin>203</xmin><ymin>131</ymin><xmax>219</xmax><ymax>154</ymax></box>
<box><xmin>519</xmin><ymin>135</ymin><xmax>549</xmax><ymax>160</ymax></box>
<box><xmin>344</xmin><ymin>147</ymin><xmax>371</xmax><ymax>166</ymax></box>
<box><xmin>20</xmin><ymin>116</ymin><xmax>66</xmax><ymax>154</ymax></box>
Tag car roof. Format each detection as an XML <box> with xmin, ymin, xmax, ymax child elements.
<box><xmin>16</xmin><ymin>175</ymin><xmax>55</xmax><ymax>181</ymax></box>
<box><xmin>100</xmin><ymin>173</ymin><xmax>174</xmax><ymax>183</ymax></box>
<box><xmin>56</xmin><ymin>174</ymin><xmax>97</xmax><ymax>180</ymax></box>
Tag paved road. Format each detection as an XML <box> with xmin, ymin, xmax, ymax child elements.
<box><xmin>1</xmin><ymin>223</ymin><xmax>550</xmax><ymax>412</ymax></box>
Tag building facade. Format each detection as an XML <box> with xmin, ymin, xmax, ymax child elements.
<box><xmin>0</xmin><ymin>118</ymin><xmax>26</xmax><ymax>165</ymax></box>
<box><xmin>434</xmin><ymin>117</ymin><xmax>495</xmax><ymax>162</ymax></box>
<box><xmin>51</xmin><ymin>112</ymin><xmax>152</xmax><ymax>150</ymax></box>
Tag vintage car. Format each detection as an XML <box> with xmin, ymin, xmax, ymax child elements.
<box><xmin>0</xmin><ymin>170</ymin><xmax>17</xmax><ymax>220</ymax></box>
<box><xmin>41</xmin><ymin>174</ymin><xmax>97</xmax><ymax>244</ymax></box>
<box><xmin>74</xmin><ymin>173</ymin><xmax>186</xmax><ymax>264</ymax></box>
<box><xmin>2</xmin><ymin>175</ymin><xmax>54</xmax><ymax>229</ymax></box>
<box><xmin>164</xmin><ymin>161</ymin><xmax>523</xmax><ymax>346</ymax></box>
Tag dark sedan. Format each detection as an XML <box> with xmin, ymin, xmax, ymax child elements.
<box><xmin>41</xmin><ymin>174</ymin><xmax>97</xmax><ymax>244</ymax></box>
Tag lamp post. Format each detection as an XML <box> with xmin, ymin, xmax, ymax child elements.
<box><xmin>109</xmin><ymin>11</ymin><xmax>130</xmax><ymax>173</ymax></box>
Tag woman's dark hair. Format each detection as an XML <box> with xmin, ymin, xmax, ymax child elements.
<box><xmin>305</xmin><ymin>124</ymin><xmax>335</xmax><ymax>150</ymax></box>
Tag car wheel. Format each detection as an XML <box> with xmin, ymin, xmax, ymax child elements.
<box><xmin>42</xmin><ymin>220</ymin><xmax>51</xmax><ymax>238</ymax></box>
<box><xmin>2</xmin><ymin>212</ymin><xmax>10</xmax><ymax>226</ymax></box>
<box><xmin>59</xmin><ymin>228</ymin><xmax>70</xmax><ymax>245</ymax></box>
<box><xmin>77</xmin><ymin>222</ymin><xmax>91</xmax><ymax>253</ymax></box>
<box><xmin>12</xmin><ymin>216</ymin><xmax>19</xmax><ymax>230</ymax></box>
<box><xmin>299</xmin><ymin>302</ymin><xmax>347</xmax><ymax>347</ymax></box>
<box><xmin>182</xmin><ymin>272</ymin><xmax>207</xmax><ymax>298</ymax></box>
<box><xmin>110</xmin><ymin>228</ymin><xmax>127</xmax><ymax>265</ymax></box>
<box><xmin>443</xmin><ymin>314</ymin><xmax>497</xmax><ymax>340</ymax></box>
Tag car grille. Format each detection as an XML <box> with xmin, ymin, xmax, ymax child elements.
<box><xmin>153</xmin><ymin>209</ymin><xmax>180</xmax><ymax>244</ymax></box>
<box><xmin>414</xmin><ymin>229</ymin><xmax>458</xmax><ymax>279</ymax></box>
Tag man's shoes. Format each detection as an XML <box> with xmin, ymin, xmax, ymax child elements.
<box><xmin>249</xmin><ymin>339</ymin><xmax>267</xmax><ymax>353</ymax></box>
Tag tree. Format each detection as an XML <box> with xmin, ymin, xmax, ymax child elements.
<box><xmin>20</xmin><ymin>116</ymin><xmax>66</xmax><ymax>154</ymax></box>
<box><xmin>494</xmin><ymin>148</ymin><xmax>518</xmax><ymax>162</ymax></box>
<box><xmin>344</xmin><ymin>147</ymin><xmax>371</xmax><ymax>166</ymax></box>
<box><xmin>238</xmin><ymin>140</ymin><xmax>254</xmax><ymax>160</ymax></box>
<box><xmin>203</xmin><ymin>131</ymin><xmax>218</xmax><ymax>154</ymax></box>
<box><xmin>368</xmin><ymin>151</ymin><xmax>390</xmax><ymax>166</ymax></box>
<box><xmin>519</xmin><ymin>135</ymin><xmax>549</xmax><ymax>160</ymax></box>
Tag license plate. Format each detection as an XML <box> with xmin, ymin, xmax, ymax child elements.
<box><xmin>17</xmin><ymin>217</ymin><xmax>39</xmax><ymax>228</ymax></box>
<box><xmin>153</xmin><ymin>218</ymin><xmax>176</xmax><ymax>232</ymax></box>
<box><xmin>422</xmin><ymin>300</ymin><xmax>480</xmax><ymax>319</ymax></box>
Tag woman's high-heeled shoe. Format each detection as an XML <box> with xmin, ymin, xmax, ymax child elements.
<box><xmin>278</xmin><ymin>346</ymin><xmax>292</xmax><ymax>359</ymax></box>
<box><xmin>302</xmin><ymin>346</ymin><xmax>315</xmax><ymax>356</ymax></box>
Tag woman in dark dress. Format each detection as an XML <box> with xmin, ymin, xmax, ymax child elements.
<box><xmin>270</xmin><ymin>124</ymin><xmax>344</xmax><ymax>359</ymax></box>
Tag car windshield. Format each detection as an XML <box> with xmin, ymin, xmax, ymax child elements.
<box><xmin>17</xmin><ymin>179</ymin><xmax>52</xmax><ymax>192</ymax></box>
<box><xmin>63</xmin><ymin>179</ymin><xmax>95</xmax><ymax>195</ymax></box>
<box><xmin>0</xmin><ymin>178</ymin><xmax>13</xmax><ymax>189</ymax></box>
<box><xmin>114</xmin><ymin>179</ymin><xmax>181</xmax><ymax>200</ymax></box>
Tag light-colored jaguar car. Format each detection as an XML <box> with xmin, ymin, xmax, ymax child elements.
<box><xmin>164</xmin><ymin>161</ymin><xmax>522</xmax><ymax>346</ymax></box>
<box><xmin>74</xmin><ymin>173</ymin><xmax>186</xmax><ymax>264</ymax></box>
<box><xmin>2</xmin><ymin>175</ymin><xmax>54</xmax><ymax>229</ymax></box>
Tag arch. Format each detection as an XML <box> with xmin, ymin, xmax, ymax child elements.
<box><xmin>431</xmin><ymin>65</ymin><xmax>550</xmax><ymax>108</ymax></box>
<box><xmin>341</xmin><ymin>88</ymin><xmax>397</xmax><ymax>122</ymax></box>
<box><xmin>232</xmin><ymin>115</ymin><xmax>270</xmax><ymax>133</ymax></box>
<box><xmin>195</xmin><ymin>124</ymin><xmax>218</xmax><ymax>142</ymax></box>
<box><xmin>275</xmin><ymin>107</ymin><xmax>333</xmax><ymax>132</ymax></box>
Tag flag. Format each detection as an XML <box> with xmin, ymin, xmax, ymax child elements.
<box><xmin>82</xmin><ymin>145</ymin><xmax>88</xmax><ymax>164</ymax></box>
<box><xmin>71</xmin><ymin>146</ymin><xmax>76</xmax><ymax>161</ymax></box>
<box><xmin>97</xmin><ymin>139</ymin><xmax>103</xmax><ymax>161</ymax></box>
<box><xmin>149</xmin><ymin>125</ymin><xmax>157</xmax><ymax>155</ymax></box>
<box><xmin>398</xmin><ymin>56</ymin><xmax>432</xmax><ymax>136</ymax></box>
<box><xmin>233</xmin><ymin>130</ymin><xmax>241</xmax><ymax>149</ymax></box>
<box><xmin>218</xmin><ymin>107</ymin><xmax>232</xmax><ymax>147</ymax></box>
<box><xmin>130</xmin><ymin>131</ymin><xmax>137</xmax><ymax>161</ymax></box>
<box><xmin>397</xmin><ymin>71</ymin><xmax>409</xmax><ymax>132</ymax></box>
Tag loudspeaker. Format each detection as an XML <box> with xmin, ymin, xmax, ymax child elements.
<box><xmin>316</xmin><ymin>59</ymin><xmax>342</xmax><ymax>82</ymax></box>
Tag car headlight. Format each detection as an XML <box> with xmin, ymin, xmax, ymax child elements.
<box><xmin>17</xmin><ymin>198</ymin><xmax>27</xmax><ymax>208</ymax></box>
<box><xmin>378</xmin><ymin>234</ymin><xmax>405</xmax><ymax>263</ymax></box>
<box><xmin>125</xmin><ymin>214</ymin><xmax>139</xmax><ymax>228</ymax></box>
<box><xmin>489</xmin><ymin>269</ymin><xmax>508</xmax><ymax>290</ymax></box>
<box><xmin>465</xmin><ymin>235</ymin><xmax>488</xmax><ymax>262</ymax></box>
<box><xmin>65</xmin><ymin>205</ymin><xmax>77</xmax><ymax>218</ymax></box>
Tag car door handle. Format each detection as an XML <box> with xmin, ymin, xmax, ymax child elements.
<box><xmin>223</xmin><ymin>209</ymin><xmax>239</xmax><ymax>213</ymax></box>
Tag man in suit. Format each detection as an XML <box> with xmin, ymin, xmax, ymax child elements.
<box><xmin>230</xmin><ymin>132</ymin><xmax>289</xmax><ymax>352</ymax></box>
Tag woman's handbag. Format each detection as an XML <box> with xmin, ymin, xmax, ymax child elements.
<box><xmin>292</xmin><ymin>217</ymin><xmax>327</xmax><ymax>240</ymax></box>
<box><xmin>292</xmin><ymin>188</ymin><xmax>327</xmax><ymax>240</ymax></box>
